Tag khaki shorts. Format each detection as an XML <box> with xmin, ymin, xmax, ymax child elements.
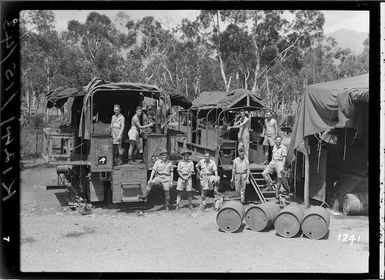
<box><xmin>262</xmin><ymin>160</ymin><xmax>284</xmax><ymax>178</ymax></box>
<box><xmin>148</xmin><ymin>175</ymin><xmax>172</xmax><ymax>191</ymax></box>
<box><xmin>200</xmin><ymin>175</ymin><xmax>219</xmax><ymax>191</ymax></box>
<box><xmin>176</xmin><ymin>177</ymin><xmax>193</xmax><ymax>191</ymax></box>
<box><xmin>128</xmin><ymin>127</ymin><xmax>140</xmax><ymax>142</ymax></box>
<box><xmin>262</xmin><ymin>135</ymin><xmax>275</xmax><ymax>146</ymax></box>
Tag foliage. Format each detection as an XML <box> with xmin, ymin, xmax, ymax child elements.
<box><xmin>20</xmin><ymin>10</ymin><xmax>369</xmax><ymax>115</ymax></box>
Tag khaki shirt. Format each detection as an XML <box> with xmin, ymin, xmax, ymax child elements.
<box><xmin>272</xmin><ymin>144</ymin><xmax>287</xmax><ymax>161</ymax></box>
<box><xmin>177</xmin><ymin>160</ymin><xmax>194</xmax><ymax>176</ymax></box>
<box><xmin>233</xmin><ymin>157</ymin><xmax>250</xmax><ymax>174</ymax></box>
<box><xmin>153</xmin><ymin>159</ymin><xmax>173</xmax><ymax>176</ymax></box>
<box><xmin>196</xmin><ymin>159</ymin><xmax>217</xmax><ymax>176</ymax></box>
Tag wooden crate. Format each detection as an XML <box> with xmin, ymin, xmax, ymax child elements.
<box><xmin>143</xmin><ymin>134</ymin><xmax>167</xmax><ymax>169</ymax></box>
<box><xmin>87</xmin><ymin>172</ymin><xmax>105</xmax><ymax>202</ymax></box>
<box><xmin>90</xmin><ymin>136</ymin><xmax>113</xmax><ymax>172</ymax></box>
<box><xmin>112</xmin><ymin>164</ymin><xmax>147</xmax><ymax>203</ymax></box>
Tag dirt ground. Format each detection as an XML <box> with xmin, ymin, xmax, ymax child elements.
<box><xmin>20</xmin><ymin>166</ymin><xmax>369</xmax><ymax>273</ymax></box>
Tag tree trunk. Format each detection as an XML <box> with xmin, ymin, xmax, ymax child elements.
<box><xmin>218</xmin><ymin>54</ymin><xmax>230</xmax><ymax>91</ymax></box>
<box><xmin>265</xmin><ymin>74</ymin><xmax>271</xmax><ymax>109</ymax></box>
<box><xmin>213</xmin><ymin>10</ymin><xmax>230</xmax><ymax>92</ymax></box>
<box><xmin>251</xmin><ymin>36</ymin><xmax>260</xmax><ymax>92</ymax></box>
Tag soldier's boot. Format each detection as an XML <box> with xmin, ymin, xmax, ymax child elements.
<box><xmin>164</xmin><ymin>190</ymin><xmax>170</xmax><ymax>211</ymax></box>
<box><xmin>138</xmin><ymin>188</ymin><xmax>150</xmax><ymax>202</ymax></box>
<box><xmin>200</xmin><ymin>190</ymin><xmax>206</xmax><ymax>210</ymax></box>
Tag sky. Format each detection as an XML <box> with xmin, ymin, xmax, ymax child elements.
<box><xmin>50</xmin><ymin>10</ymin><xmax>369</xmax><ymax>35</ymax></box>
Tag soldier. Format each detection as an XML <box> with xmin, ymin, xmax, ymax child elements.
<box><xmin>139</xmin><ymin>149</ymin><xmax>173</xmax><ymax>211</ymax></box>
<box><xmin>176</xmin><ymin>150</ymin><xmax>194</xmax><ymax>210</ymax></box>
<box><xmin>230</xmin><ymin>146</ymin><xmax>250</xmax><ymax>204</ymax></box>
<box><xmin>110</xmin><ymin>104</ymin><xmax>125</xmax><ymax>166</ymax></box>
<box><xmin>230</xmin><ymin>109</ymin><xmax>250</xmax><ymax>160</ymax></box>
<box><xmin>261</xmin><ymin>111</ymin><xmax>278</xmax><ymax>165</ymax></box>
<box><xmin>196</xmin><ymin>151</ymin><xmax>220</xmax><ymax>210</ymax></box>
<box><xmin>262</xmin><ymin>135</ymin><xmax>287</xmax><ymax>200</ymax></box>
<box><xmin>128</xmin><ymin>106</ymin><xmax>153</xmax><ymax>163</ymax></box>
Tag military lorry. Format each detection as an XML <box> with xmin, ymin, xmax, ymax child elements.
<box><xmin>168</xmin><ymin>89</ymin><xmax>281</xmax><ymax>202</ymax></box>
<box><xmin>44</xmin><ymin>78</ymin><xmax>191</xmax><ymax>204</ymax></box>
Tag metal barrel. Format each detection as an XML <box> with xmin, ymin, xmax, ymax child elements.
<box><xmin>343</xmin><ymin>192</ymin><xmax>368</xmax><ymax>215</ymax></box>
<box><xmin>274</xmin><ymin>205</ymin><xmax>304</xmax><ymax>238</ymax></box>
<box><xmin>301</xmin><ymin>206</ymin><xmax>330</xmax><ymax>240</ymax></box>
<box><xmin>245</xmin><ymin>202</ymin><xmax>281</xmax><ymax>231</ymax></box>
<box><xmin>216</xmin><ymin>200</ymin><xmax>245</xmax><ymax>233</ymax></box>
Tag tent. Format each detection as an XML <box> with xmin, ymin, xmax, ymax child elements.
<box><xmin>287</xmin><ymin>74</ymin><xmax>369</xmax><ymax>206</ymax></box>
<box><xmin>191</xmin><ymin>88</ymin><xmax>265</xmax><ymax>111</ymax></box>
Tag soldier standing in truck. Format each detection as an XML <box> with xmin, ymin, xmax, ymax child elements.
<box><xmin>230</xmin><ymin>109</ymin><xmax>250</xmax><ymax>160</ymax></box>
<box><xmin>110</xmin><ymin>104</ymin><xmax>125</xmax><ymax>166</ymax></box>
<box><xmin>261</xmin><ymin>111</ymin><xmax>278</xmax><ymax>165</ymax></box>
<box><xmin>127</xmin><ymin>106</ymin><xmax>153</xmax><ymax>163</ymax></box>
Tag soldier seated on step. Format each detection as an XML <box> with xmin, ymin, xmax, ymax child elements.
<box><xmin>262</xmin><ymin>135</ymin><xmax>287</xmax><ymax>200</ymax></box>
<box><xmin>139</xmin><ymin>149</ymin><xmax>173</xmax><ymax>211</ymax></box>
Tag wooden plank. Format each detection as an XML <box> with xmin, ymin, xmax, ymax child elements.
<box><xmin>52</xmin><ymin>161</ymin><xmax>91</xmax><ymax>166</ymax></box>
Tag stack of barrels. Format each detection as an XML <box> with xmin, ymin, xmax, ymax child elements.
<box><xmin>216</xmin><ymin>201</ymin><xmax>330</xmax><ymax>240</ymax></box>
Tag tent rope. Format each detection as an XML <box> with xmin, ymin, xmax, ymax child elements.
<box><xmin>314</xmin><ymin>132</ymin><xmax>322</xmax><ymax>173</ymax></box>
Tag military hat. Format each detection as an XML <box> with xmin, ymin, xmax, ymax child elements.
<box><xmin>158</xmin><ymin>149</ymin><xmax>169</xmax><ymax>156</ymax></box>
<box><xmin>181</xmin><ymin>150</ymin><xmax>192</xmax><ymax>156</ymax></box>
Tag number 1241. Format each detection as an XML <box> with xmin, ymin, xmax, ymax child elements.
<box><xmin>337</xmin><ymin>233</ymin><xmax>360</xmax><ymax>245</ymax></box>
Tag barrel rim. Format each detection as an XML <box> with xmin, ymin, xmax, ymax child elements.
<box><xmin>302</xmin><ymin>213</ymin><xmax>329</xmax><ymax>225</ymax></box>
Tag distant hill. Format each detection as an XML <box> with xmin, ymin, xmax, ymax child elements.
<box><xmin>325</xmin><ymin>29</ymin><xmax>368</xmax><ymax>54</ymax></box>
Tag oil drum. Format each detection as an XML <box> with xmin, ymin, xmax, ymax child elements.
<box><xmin>216</xmin><ymin>200</ymin><xmax>245</xmax><ymax>233</ymax></box>
<box><xmin>343</xmin><ymin>192</ymin><xmax>368</xmax><ymax>215</ymax></box>
<box><xmin>274</xmin><ymin>205</ymin><xmax>304</xmax><ymax>238</ymax></box>
<box><xmin>301</xmin><ymin>206</ymin><xmax>330</xmax><ymax>240</ymax></box>
<box><xmin>245</xmin><ymin>202</ymin><xmax>281</xmax><ymax>231</ymax></box>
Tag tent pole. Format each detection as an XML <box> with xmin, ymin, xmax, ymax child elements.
<box><xmin>304</xmin><ymin>136</ymin><xmax>310</xmax><ymax>208</ymax></box>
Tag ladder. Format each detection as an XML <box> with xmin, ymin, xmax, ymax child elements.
<box><xmin>249</xmin><ymin>170</ymin><xmax>277</xmax><ymax>203</ymax></box>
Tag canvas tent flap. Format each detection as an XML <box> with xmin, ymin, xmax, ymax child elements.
<box><xmin>45</xmin><ymin>87</ymin><xmax>85</xmax><ymax>108</ymax></box>
<box><xmin>287</xmin><ymin>74</ymin><xmax>368</xmax><ymax>163</ymax></box>
<box><xmin>169</xmin><ymin>91</ymin><xmax>192</xmax><ymax>109</ymax></box>
<box><xmin>192</xmin><ymin>88</ymin><xmax>265</xmax><ymax>110</ymax></box>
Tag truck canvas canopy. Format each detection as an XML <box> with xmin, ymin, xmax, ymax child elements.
<box><xmin>78</xmin><ymin>78</ymin><xmax>172</xmax><ymax>140</ymax></box>
<box><xmin>45</xmin><ymin>87</ymin><xmax>85</xmax><ymax>108</ymax></box>
<box><xmin>191</xmin><ymin>88</ymin><xmax>265</xmax><ymax>111</ymax></box>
